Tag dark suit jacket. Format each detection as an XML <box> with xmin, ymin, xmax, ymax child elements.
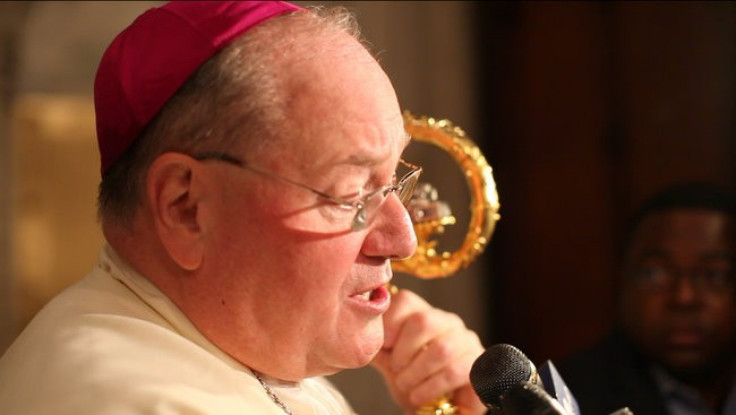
<box><xmin>555</xmin><ymin>331</ymin><xmax>669</xmax><ymax>415</ymax></box>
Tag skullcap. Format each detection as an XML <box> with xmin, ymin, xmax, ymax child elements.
<box><xmin>94</xmin><ymin>1</ymin><xmax>303</xmax><ymax>175</ymax></box>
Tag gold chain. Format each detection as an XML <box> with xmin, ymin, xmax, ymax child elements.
<box><xmin>252</xmin><ymin>369</ymin><xmax>295</xmax><ymax>415</ymax></box>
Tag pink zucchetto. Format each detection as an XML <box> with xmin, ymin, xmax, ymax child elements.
<box><xmin>94</xmin><ymin>1</ymin><xmax>303</xmax><ymax>175</ymax></box>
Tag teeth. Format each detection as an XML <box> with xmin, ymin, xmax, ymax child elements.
<box><xmin>358</xmin><ymin>290</ymin><xmax>372</xmax><ymax>300</ymax></box>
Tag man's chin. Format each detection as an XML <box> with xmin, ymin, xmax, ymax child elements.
<box><xmin>352</xmin><ymin>340</ymin><xmax>382</xmax><ymax>368</ymax></box>
<box><xmin>661</xmin><ymin>354</ymin><xmax>719</xmax><ymax>382</ymax></box>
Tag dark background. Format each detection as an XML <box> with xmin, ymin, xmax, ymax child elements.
<box><xmin>474</xmin><ymin>1</ymin><xmax>735</xmax><ymax>363</ymax></box>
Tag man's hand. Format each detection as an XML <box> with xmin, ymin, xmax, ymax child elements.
<box><xmin>371</xmin><ymin>289</ymin><xmax>486</xmax><ymax>414</ymax></box>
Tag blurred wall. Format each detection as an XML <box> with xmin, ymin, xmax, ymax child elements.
<box><xmin>1</xmin><ymin>0</ymin><xmax>160</xmax><ymax>345</ymax></box>
<box><xmin>0</xmin><ymin>1</ymin><xmax>33</xmax><ymax>355</ymax></box>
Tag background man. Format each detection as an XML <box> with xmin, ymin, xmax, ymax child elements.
<box><xmin>558</xmin><ymin>182</ymin><xmax>736</xmax><ymax>414</ymax></box>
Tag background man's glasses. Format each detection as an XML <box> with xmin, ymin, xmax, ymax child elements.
<box><xmin>193</xmin><ymin>151</ymin><xmax>422</xmax><ymax>232</ymax></box>
<box><xmin>629</xmin><ymin>262</ymin><xmax>734</xmax><ymax>294</ymax></box>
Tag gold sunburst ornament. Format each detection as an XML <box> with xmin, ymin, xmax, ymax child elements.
<box><xmin>393</xmin><ymin>110</ymin><xmax>500</xmax><ymax>279</ymax></box>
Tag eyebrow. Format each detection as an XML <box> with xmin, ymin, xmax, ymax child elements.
<box><xmin>341</xmin><ymin>154</ymin><xmax>382</xmax><ymax>167</ymax></box>
<box><xmin>341</xmin><ymin>139</ymin><xmax>411</xmax><ymax>167</ymax></box>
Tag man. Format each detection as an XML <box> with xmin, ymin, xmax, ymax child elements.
<box><xmin>557</xmin><ymin>183</ymin><xmax>736</xmax><ymax>415</ymax></box>
<box><xmin>0</xmin><ymin>2</ymin><xmax>486</xmax><ymax>414</ymax></box>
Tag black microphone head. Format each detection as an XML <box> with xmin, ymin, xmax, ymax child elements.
<box><xmin>470</xmin><ymin>343</ymin><xmax>536</xmax><ymax>409</ymax></box>
<box><xmin>502</xmin><ymin>381</ymin><xmax>567</xmax><ymax>415</ymax></box>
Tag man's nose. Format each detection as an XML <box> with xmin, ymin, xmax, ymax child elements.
<box><xmin>361</xmin><ymin>193</ymin><xmax>417</xmax><ymax>260</ymax></box>
<box><xmin>670</xmin><ymin>273</ymin><xmax>701</xmax><ymax>305</ymax></box>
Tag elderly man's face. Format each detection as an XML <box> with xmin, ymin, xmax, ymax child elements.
<box><xmin>619</xmin><ymin>209</ymin><xmax>736</xmax><ymax>379</ymax></box>
<box><xmin>193</xmin><ymin>29</ymin><xmax>417</xmax><ymax>381</ymax></box>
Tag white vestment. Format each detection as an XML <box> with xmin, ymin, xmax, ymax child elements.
<box><xmin>0</xmin><ymin>245</ymin><xmax>355</xmax><ymax>414</ymax></box>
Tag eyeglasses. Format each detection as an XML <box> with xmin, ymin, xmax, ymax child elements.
<box><xmin>193</xmin><ymin>151</ymin><xmax>422</xmax><ymax>232</ymax></box>
<box><xmin>628</xmin><ymin>262</ymin><xmax>734</xmax><ymax>295</ymax></box>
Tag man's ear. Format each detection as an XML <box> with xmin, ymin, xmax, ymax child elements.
<box><xmin>146</xmin><ymin>153</ymin><xmax>206</xmax><ymax>271</ymax></box>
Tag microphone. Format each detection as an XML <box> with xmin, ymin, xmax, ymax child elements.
<box><xmin>502</xmin><ymin>380</ymin><xmax>567</xmax><ymax>415</ymax></box>
<box><xmin>469</xmin><ymin>343</ymin><xmax>540</xmax><ymax>411</ymax></box>
<box><xmin>470</xmin><ymin>344</ymin><xmax>633</xmax><ymax>415</ymax></box>
<box><xmin>469</xmin><ymin>344</ymin><xmax>578</xmax><ymax>414</ymax></box>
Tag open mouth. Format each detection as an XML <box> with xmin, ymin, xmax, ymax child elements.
<box><xmin>355</xmin><ymin>286</ymin><xmax>387</xmax><ymax>302</ymax></box>
<box><xmin>350</xmin><ymin>284</ymin><xmax>391</xmax><ymax>313</ymax></box>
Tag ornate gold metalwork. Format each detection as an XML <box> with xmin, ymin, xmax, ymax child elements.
<box><xmin>392</xmin><ymin>110</ymin><xmax>500</xmax><ymax>279</ymax></box>
<box><xmin>416</xmin><ymin>394</ymin><xmax>457</xmax><ymax>415</ymax></box>
<box><xmin>391</xmin><ymin>111</ymin><xmax>500</xmax><ymax>415</ymax></box>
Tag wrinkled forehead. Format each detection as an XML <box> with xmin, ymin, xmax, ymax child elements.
<box><xmin>266</xmin><ymin>32</ymin><xmax>404</xmax><ymax>162</ymax></box>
